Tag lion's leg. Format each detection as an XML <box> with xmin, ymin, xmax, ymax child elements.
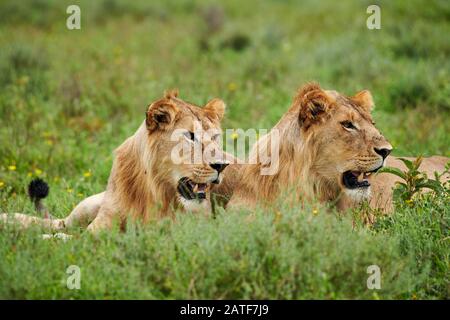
<box><xmin>0</xmin><ymin>192</ymin><xmax>105</xmax><ymax>231</ymax></box>
<box><xmin>63</xmin><ymin>192</ymin><xmax>105</xmax><ymax>229</ymax></box>
<box><xmin>86</xmin><ymin>201</ymin><xmax>119</xmax><ymax>234</ymax></box>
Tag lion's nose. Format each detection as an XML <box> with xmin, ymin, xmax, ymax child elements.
<box><xmin>374</xmin><ymin>147</ymin><xmax>392</xmax><ymax>160</ymax></box>
<box><xmin>209</xmin><ymin>162</ymin><xmax>229</xmax><ymax>173</ymax></box>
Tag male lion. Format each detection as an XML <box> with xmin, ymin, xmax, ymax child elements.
<box><xmin>1</xmin><ymin>91</ymin><xmax>229</xmax><ymax>233</ymax></box>
<box><xmin>214</xmin><ymin>83</ymin><xmax>448</xmax><ymax>212</ymax></box>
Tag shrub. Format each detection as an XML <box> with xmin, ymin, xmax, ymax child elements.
<box><xmin>0</xmin><ymin>203</ymin><xmax>424</xmax><ymax>299</ymax></box>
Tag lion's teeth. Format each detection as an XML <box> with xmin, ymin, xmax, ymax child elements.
<box><xmin>193</xmin><ymin>184</ymin><xmax>198</xmax><ymax>193</ymax></box>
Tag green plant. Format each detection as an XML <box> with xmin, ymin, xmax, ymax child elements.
<box><xmin>379</xmin><ymin>157</ymin><xmax>447</xmax><ymax>202</ymax></box>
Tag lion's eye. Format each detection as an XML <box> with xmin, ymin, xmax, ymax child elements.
<box><xmin>184</xmin><ymin>131</ymin><xmax>195</xmax><ymax>141</ymax></box>
<box><xmin>212</xmin><ymin>134</ymin><xmax>221</xmax><ymax>141</ymax></box>
<box><xmin>341</xmin><ymin>121</ymin><xmax>356</xmax><ymax>130</ymax></box>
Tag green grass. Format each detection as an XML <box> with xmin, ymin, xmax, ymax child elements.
<box><xmin>0</xmin><ymin>0</ymin><xmax>449</xmax><ymax>299</ymax></box>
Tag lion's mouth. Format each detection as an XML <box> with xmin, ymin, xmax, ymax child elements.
<box><xmin>342</xmin><ymin>166</ymin><xmax>381</xmax><ymax>189</ymax></box>
<box><xmin>177</xmin><ymin>177</ymin><xmax>210</xmax><ymax>201</ymax></box>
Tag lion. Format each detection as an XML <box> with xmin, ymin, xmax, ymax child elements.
<box><xmin>213</xmin><ymin>83</ymin><xmax>448</xmax><ymax>212</ymax></box>
<box><xmin>1</xmin><ymin>91</ymin><xmax>230</xmax><ymax>233</ymax></box>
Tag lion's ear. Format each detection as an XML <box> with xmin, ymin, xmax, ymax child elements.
<box><xmin>146</xmin><ymin>101</ymin><xmax>179</xmax><ymax>131</ymax></box>
<box><xmin>352</xmin><ymin>90</ymin><xmax>374</xmax><ymax>113</ymax></box>
<box><xmin>294</xmin><ymin>83</ymin><xmax>333</xmax><ymax>128</ymax></box>
<box><xmin>204</xmin><ymin>98</ymin><xmax>226</xmax><ymax>121</ymax></box>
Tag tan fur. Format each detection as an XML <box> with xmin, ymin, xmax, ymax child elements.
<box><xmin>216</xmin><ymin>83</ymin><xmax>448</xmax><ymax>212</ymax></box>
<box><xmin>1</xmin><ymin>92</ymin><xmax>228</xmax><ymax>233</ymax></box>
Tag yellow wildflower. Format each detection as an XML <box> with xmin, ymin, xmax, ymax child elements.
<box><xmin>231</xmin><ymin>131</ymin><xmax>239</xmax><ymax>140</ymax></box>
<box><xmin>0</xmin><ymin>181</ymin><xmax>4</xmax><ymax>188</ymax></box>
<box><xmin>8</xmin><ymin>165</ymin><xmax>16</xmax><ymax>171</ymax></box>
<box><xmin>41</xmin><ymin>131</ymin><xmax>52</xmax><ymax>138</ymax></box>
<box><xmin>34</xmin><ymin>168</ymin><xmax>42</xmax><ymax>175</ymax></box>
<box><xmin>274</xmin><ymin>211</ymin><xmax>282</xmax><ymax>223</ymax></box>
<box><xmin>83</xmin><ymin>171</ymin><xmax>92</xmax><ymax>178</ymax></box>
<box><xmin>312</xmin><ymin>208</ymin><xmax>318</xmax><ymax>215</ymax></box>
<box><xmin>67</xmin><ymin>188</ymin><xmax>73</xmax><ymax>193</ymax></box>
<box><xmin>227</xmin><ymin>82</ymin><xmax>237</xmax><ymax>92</ymax></box>
<box><xmin>27</xmin><ymin>172</ymin><xmax>33</xmax><ymax>177</ymax></box>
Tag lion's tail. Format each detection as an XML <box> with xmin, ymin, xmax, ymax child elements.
<box><xmin>28</xmin><ymin>178</ymin><xmax>53</xmax><ymax>218</ymax></box>
<box><xmin>0</xmin><ymin>179</ymin><xmax>64</xmax><ymax>230</ymax></box>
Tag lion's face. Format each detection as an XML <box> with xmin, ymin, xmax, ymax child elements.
<box><xmin>296</xmin><ymin>84</ymin><xmax>392</xmax><ymax>201</ymax></box>
<box><xmin>145</xmin><ymin>91</ymin><xmax>228</xmax><ymax>210</ymax></box>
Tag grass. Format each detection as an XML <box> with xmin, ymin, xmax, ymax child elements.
<box><xmin>0</xmin><ymin>0</ymin><xmax>448</xmax><ymax>299</ymax></box>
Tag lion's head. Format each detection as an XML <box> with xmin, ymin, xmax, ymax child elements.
<box><xmin>292</xmin><ymin>83</ymin><xmax>392</xmax><ymax>202</ymax></box>
<box><xmin>144</xmin><ymin>90</ymin><xmax>229</xmax><ymax>211</ymax></box>
<box><xmin>231</xmin><ymin>83</ymin><xmax>392</xmax><ymax>207</ymax></box>
<box><xmin>114</xmin><ymin>90</ymin><xmax>228</xmax><ymax>217</ymax></box>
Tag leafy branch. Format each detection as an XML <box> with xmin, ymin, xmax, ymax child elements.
<box><xmin>378</xmin><ymin>156</ymin><xmax>448</xmax><ymax>203</ymax></box>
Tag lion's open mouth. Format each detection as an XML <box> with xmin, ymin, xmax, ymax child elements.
<box><xmin>342</xmin><ymin>166</ymin><xmax>382</xmax><ymax>189</ymax></box>
<box><xmin>177</xmin><ymin>177</ymin><xmax>210</xmax><ymax>201</ymax></box>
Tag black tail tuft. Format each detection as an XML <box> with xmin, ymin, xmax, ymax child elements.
<box><xmin>28</xmin><ymin>178</ymin><xmax>49</xmax><ymax>201</ymax></box>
